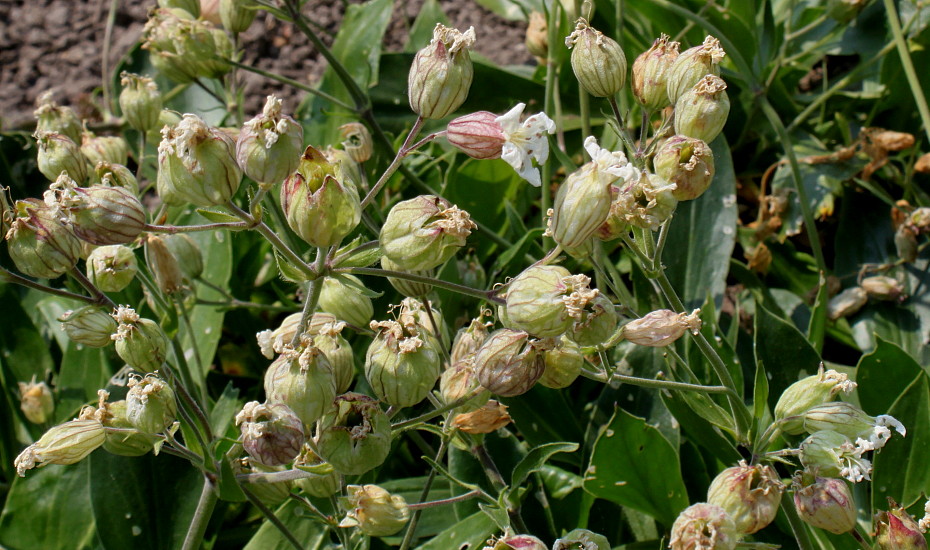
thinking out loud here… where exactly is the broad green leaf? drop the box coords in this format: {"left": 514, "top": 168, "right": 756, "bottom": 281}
{"left": 301, "top": 0, "right": 394, "bottom": 145}
{"left": 56, "top": 343, "right": 111, "bottom": 422}
{"left": 754, "top": 304, "right": 821, "bottom": 409}
{"left": 662, "top": 137, "right": 737, "bottom": 311}
{"left": 510, "top": 442, "right": 579, "bottom": 489}
{"left": 34, "top": 295, "right": 81, "bottom": 351}
{"left": 210, "top": 382, "right": 241, "bottom": 436}
{"left": 856, "top": 337, "right": 924, "bottom": 417}
{"left": 416, "top": 510, "right": 497, "bottom": 550}
{"left": 807, "top": 271, "right": 829, "bottom": 353}
{"left": 404, "top": 0, "right": 449, "bottom": 52}
{"left": 243, "top": 499, "right": 328, "bottom": 550}
{"left": 672, "top": 390, "right": 735, "bottom": 435}
{"left": 0, "top": 285, "right": 55, "bottom": 381}
{"left": 0, "top": 460, "right": 96, "bottom": 549}
{"left": 662, "top": 391, "right": 741, "bottom": 464}
{"left": 583, "top": 407, "right": 689, "bottom": 526}
{"left": 872, "top": 374, "right": 930, "bottom": 509}
{"left": 274, "top": 248, "right": 307, "bottom": 283}
{"left": 90, "top": 452, "right": 202, "bottom": 550}
{"left": 195, "top": 208, "right": 242, "bottom": 224}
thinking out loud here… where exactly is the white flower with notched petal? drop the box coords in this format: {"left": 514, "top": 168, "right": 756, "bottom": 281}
{"left": 496, "top": 103, "right": 556, "bottom": 187}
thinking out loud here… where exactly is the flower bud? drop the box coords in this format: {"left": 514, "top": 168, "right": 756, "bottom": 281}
{"left": 380, "top": 256, "right": 434, "bottom": 297}
{"left": 774, "top": 365, "right": 856, "bottom": 432}
{"left": 219, "top": 0, "right": 257, "bottom": 33}
{"left": 365, "top": 320, "right": 441, "bottom": 407}
{"left": 53, "top": 183, "right": 145, "bottom": 246}
{"left": 440, "top": 356, "right": 491, "bottom": 411}
{"left": 446, "top": 111, "right": 506, "bottom": 159}
{"left": 264, "top": 340, "right": 337, "bottom": 427}
{"left": 35, "top": 131, "right": 88, "bottom": 183}
{"left": 506, "top": 265, "right": 578, "bottom": 337}
{"left": 568, "top": 293, "right": 617, "bottom": 347}
{"left": 60, "top": 306, "right": 118, "bottom": 347}
{"left": 474, "top": 329, "right": 548, "bottom": 397}
{"left": 145, "top": 234, "right": 186, "bottom": 294}
{"left": 800, "top": 430, "right": 873, "bottom": 482}
{"left": 674, "top": 75, "right": 730, "bottom": 144}
{"left": 408, "top": 24, "right": 476, "bottom": 119}
{"left": 237, "top": 95, "right": 303, "bottom": 185}
{"left": 874, "top": 499, "right": 928, "bottom": 550}
{"left": 621, "top": 309, "right": 702, "bottom": 347}
{"left": 163, "top": 233, "right": 203, "bottom": 281}
{"left": 451, "top": 399, "right": 512, "bottom": 434}
{"left": 18, "top": 379, "right": 54, "bottom": 424}
{"left": 111, "top": 306, "right": 170, "bottom": 373}
{"left": 318, "top": 275, "right": 373, "bottom": 328}
{"left": 14, "top": 419, "right": 106, "bottom": 476}
{"left": 96, "top": 398, "right": 162, "bottom": 456}
{"left": 551, "top": 137, "right": 639, "bottom": 252}
{"left": 380, "top": 195, "right": 476, "bottom": 271}
{"left": 235, "top": 401, "right": 305, "bottom": 466}
{"left": 565, "top": 19, "right": 627, "bottom": 98}
{"left": 119, "top": 72, "right": 163, "bottom": 133}
{"left": 95, "top": 161, "right": 139, "bottom": 192}
{"left": 632, "top": 34, "right": 680, "bottom": 110}
{"left": 450, "top": 314, "right": 492, "bottom": 364}
{"left": 896, "top": 225, "right": 919, "bottom": 263}
{"left": 281, "top": 145, "right": 362, "bottom": 247}
{"left": 861, "top": 276, "right": 906, "bottom": 302}
{"left": 669, "top": 502, "right": 739, "bottom": 550}
{"left": 553, "top": 529, "right": 611, "bottom": 550}
{"left": 707, "top": 461, "right": 784, "bottom": 534}
{"left": 793, "top": 475, "right": 857, "bottom": 534}
{"left": 827, "top": 286, "right": 868, "bottom": 320}
{"left": 33, "top": 91, "right": 82, "bottom": 143}
{"left": 339, "top": 123, "right": 373, "bottom": 163}
{"left": 666, "top": 36, "right": 726, "bottom": 104}
{"left": 125, "top": 373, "right": 177, "bottom": 434}
{"left": 605, "top": 171, "right": 679, "bottom": 231}
{"left": 5, "top": 199, "right": 81, "bottom": 279}
{"left": 157, "top": 113, "right": 242, "bottom": 206}
{"left": 488, "top": 534, "right": 548, "bottom": 550}
{"left": 294, "top": 443, "right": 341, "bottom": 498}
{"left": 525, "top": 11, "right": 548, "bottom": 60}
{"left": 318, "top": 393, "right": 391, "bottom": 475}
{"left": 80, "top": 129, "right": 129, "bottom": 167}
{"left": 142, "top": 9, "right": 233, "bottom": 83}
{"left": 540, "top": 338, "right": 584, "bottom": 389}
{"left": 653, "top": 135, "right": 716, "bottom": 201}
{"left": 313, "top": 322, "right": 355, "bottom": 393}
{"left": 340, "top": 484, "right": 410, "bottom": 537}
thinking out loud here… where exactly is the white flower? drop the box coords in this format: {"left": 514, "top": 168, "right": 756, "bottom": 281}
{"left": 854, "top": 414, "right": 906, "bottom": 452}
{"left": 496, "top": 103, "right": 556, "bottom": 187}
{"left": 582, "top": 136, "right": 640, "bottom": 183}
{"left": 918, "top": 500, "right": 930, "bottom": 532}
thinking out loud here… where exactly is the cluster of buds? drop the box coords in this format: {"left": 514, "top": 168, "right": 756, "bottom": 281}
{"left": 142, "top": 8, "right": 232, "bottom": 83}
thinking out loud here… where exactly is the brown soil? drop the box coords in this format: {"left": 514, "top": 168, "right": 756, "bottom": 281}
{"left": 0, "top": 0, "right": 534, "bottom": 131}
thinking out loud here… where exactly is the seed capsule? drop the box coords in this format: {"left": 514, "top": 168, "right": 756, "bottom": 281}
{"left": 565, "top": 18, "right": 627, "bottom": 98}
{"left": 631, "top": 34, "right": 680, "bottom": 110}
{"left": 653, "top": 135, "right": 716, "bottom": 201}
{"left": 339, "top": 484, "right": 410, "bottom": 537}
{"left": 18, "top": 379, "right": 54, "bottom": 425}
{"left": 365, "top": 319, "right": 441, "bottom": 407}
{"left": 13, "top": 419, "right": 106, "bottom": 477}
{"left": 35, "top": 131, "right": 88, "bottom": 184}
{"left": 473, "top": 329, "right": 548, "bottom": 397}
{"left": 60, "top": 306, "right": 118, "bottom": 348}
{"left": 539, "top": 338, "right": 584, "bottom": 389}
{"left": 318, "top": 275, "right": 374, "bottom": 328}
{"left": 235, "top": 401, "right": 305, "bottom": 466}
{"left": 504, "top": 265, "right": 576, "bottom": 338}
{"left": 33, "top": 91, "right": 82, "bottom": 143}
{"left": 236, "top": 95, "right": 303, "bottom": 185}
{"left": 126, "top": 373, "right": 177, "bottom": 434}
{"left": 111, "top": 306, "right": 169, "bottom": 373}
{"left": 119, "top": 72, "right": 163, "bottom": 133}
{"left": 621, "top": 309, "right": 702, "bottom": 347}
{"left": 317, "top": 393, "right": 391, "bottom": 476}
{"left": 707, "top": 461, "right": 784, "bottom": 534}
{"left": 669, "top": 502, "right": 738, "bottom": 550}
{"left": 408, "top": 24, "right": 476, "bottom": 119}
{"left": 793, "top": 475, "right": 857, "bottom": 534}
{"left": 774, "top": 365, "right": 857, "bottom": 433}
{"left": 5, "top": 199, "right": 81, "bottom": 279}
{"left": 827, "top": 286, "right": 868, "bottom": 320}
{"left": 674, "top": 75, "right": 730, "bottom": 144}
{"left": 666, "top": 35, "right": 726, "bottom": 104}
{"left": 264, "top": 340, "right": 337, "bottom": 427}
{"left": 54, "top": 183, "right": 145, "bottom": 246}
{"left": 380, "top": 195, "right": 475, "bottom": 271}
{"left": 874, "top": 499, "right": 928, "bottom": 550}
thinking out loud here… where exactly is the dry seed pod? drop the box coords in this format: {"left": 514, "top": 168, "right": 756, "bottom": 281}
{"left": 707, "top": 461, "right": 784, "bottom": 534}
{"left": 235, "top": 401, "right": 305, "bottom": 467}
{"left": 621, "top": 309, "right": 702, "bottom": 347}
{"left": 631, "top": 34, "right": 680, "bottom": 110}
{"left": 826, "top": 286, "right": 868, "bottom": 320}
{"left": 793, "top": 475, "right": 857, "bottom": 534}
{"left": 473, "top": 329, "right": 547, "bottom": 397}
{"left": 669, "top": 503, "right": 738, "bottom": 550}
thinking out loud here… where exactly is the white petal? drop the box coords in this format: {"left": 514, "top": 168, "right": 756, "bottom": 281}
{"left": 501, "top": 142, "right": 541, "bottom": 186}
{"left": 496, "top": 103, "right": 527, "bottom": 134}
{"left": 877, "top": 414, "right": 907, "bottom": 437}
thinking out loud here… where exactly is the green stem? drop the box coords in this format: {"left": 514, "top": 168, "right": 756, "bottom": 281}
{"left": 407, "top": 489, "right": 482, "bottom": 510}
{"left": 181, "top": 476, "right": 218, "bottom": 550}
{"left": 541, "top": 1, "right": 561, "bottom": 250}
{"left": 225, "top": 202, "right": 318, "bottom": 278}
{"left": 241, "top": 485, "right": 304, "bottom": 550}
{"left": 69, "top": 267, "right": 116, "bottom": 309}
{"left": 329, "top": 494, "right": 352, "bottom": 549}
{"left": 290, "top": 248, "right": 327, "bottom": 347}
{"left": 341, "top": 267, "right": 503, "bottom": 305}
{"left": 781, "top": 491, "right": 816, "bottom": 550}
{"left": 612, "top": 374, "right": 733, "bottom": 394}
{"left": 0, "top": 265, "right": 99, "bottom": 305}
{"left": 174, "top": 294, "right": 208, "bottom": 407}
{"left": 399, "top": 439, "right": 448, "bottom": 550}
{"left": 391, "top": 390, "right": 483, "bottom": 432}
{"left": 217, "top": 56, "right": 356, "bottom": 112}
{"left": 145, "top": 221, "right": 249, "bottom": 234}
{"left": 883, "top": 0, "right": 930, "bottom": 143}
{"left": 360, "top": 116, "right": 425, "bottom": 210}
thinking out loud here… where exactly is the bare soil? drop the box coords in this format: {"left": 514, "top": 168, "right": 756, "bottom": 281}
{"left": 0, "top": 0, "right": 534, "bottom": 130}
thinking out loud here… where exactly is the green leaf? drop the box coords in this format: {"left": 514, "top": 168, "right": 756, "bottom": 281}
{"left": 210, "top": 382, "right": 241, "bottom": 436}
{"left": 415, "top": 510, "right": 497, "bottom": 550}
{"left": 404, "top": 0, "right": 449, "bottom": 52}
{"left": 510, "top": 442, "right": 579, "bottom": 489}
{"left": 332, "top": 240, "right": 382, "bottom": 269}
{"left": 872, "top": 374, "right": 930, "bottom": 509}
{"left": 331, "top": 272, "right": 383, "bottom": 299}
{"left": 752, "top": 359, "right": 771, "bottom": 443}
{"left": 195, "top": 208, "right": 242, "bottom": 223}
{"left": 754, "top": 303, "right": 821, "bottom": 409}
{"left": 0, "top": 460, "right": 97, "bottom": 549}
{"left": 583, "top": 407, "right": 689, "bottom": 526}
{"left": 56, "top": 343, "right": 111, "bottom": 422}
{"left": 244, "top": 499, "right": 328, "bottom": 550}
{"left": 274, "top": 248, "right": 308, "bottom": 283}
{"left": 857, "top": 337, "right": 924, "bottom": 417}
{"left": 672, "top": 390, "right": 735, "bottom": 434}
{"left": 89, "top": 452, "right": 202, "bottom": 550}
{"left": 662, "top": 137, "right": 738, "bottom": 311}
{"left": 662, "top": 391, "right": 741, "bottom": 464}
{"left": 807, "top": 271, "right": 829, "bottom": 353}
{"left": 0, "top": 284, "right": 55, "bottom": 381}
{"left": 537, "top": 464, "right": 583, "bottom": 499}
